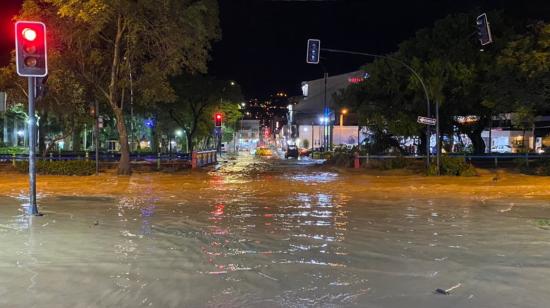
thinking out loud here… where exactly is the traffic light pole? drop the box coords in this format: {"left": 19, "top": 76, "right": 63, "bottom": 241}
{"left": 323, "top": 72, "right": 328, "bottom": 151}
{"left": 28, "top": 77, "right": 40, "bottom": 215}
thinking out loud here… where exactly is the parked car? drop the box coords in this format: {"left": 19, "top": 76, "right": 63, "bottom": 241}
{"left": 491, "top": 145, "right": 513, "bottom": 153}
{"left": 255, "top": 147, "right": 272, "bottom": 156}
{"left": 285, "top": 145, "right": 299, "bottom": 159}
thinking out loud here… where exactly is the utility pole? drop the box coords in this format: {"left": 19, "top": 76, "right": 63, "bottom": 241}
{"left": 94, "top": 100, "right": 99, "bottom": 175}
{"left": 129, "top": 60, "right": 135, "bottom": 152}
{"left": 435, "top": 100, "right": 440, "bottom": 175}
{"left": 323, "top": 72, "right": 328, "bottom": 151}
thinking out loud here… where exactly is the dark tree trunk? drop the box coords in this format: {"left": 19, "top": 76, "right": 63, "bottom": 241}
{"left": 417, "top": 131, "right": 428, "bottom": 155}
{"left": 466, "top": 130, "right": 485, "bottom": 154}
{"left": 187, "top": 131, "right": 194, "bottom": 153}
{"left": 114, "top": 107, "right": 131, "bottom": 175}
{"left": 72, "top": 125, "right": 82, "bottom": 152}
{"left": 108, "top": 15, "right": 131, "bottom": 175}
{"left": 152, "top": 122, "right": 160, "bottom": 153}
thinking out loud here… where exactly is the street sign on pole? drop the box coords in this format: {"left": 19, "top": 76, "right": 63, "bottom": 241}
{"left": 417, "top": 116, "right": 436, "bottom": 126}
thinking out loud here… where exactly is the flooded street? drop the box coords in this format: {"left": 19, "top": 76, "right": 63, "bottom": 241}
{"left": 1, "top": 154, "right": 550, "bottom": 307}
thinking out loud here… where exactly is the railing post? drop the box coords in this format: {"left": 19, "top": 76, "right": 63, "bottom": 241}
{"left": 354, "top": 151, "right": 360, "bottom": 169}
{"left": 157, "top": 152, "right": 161, "bottom": 170}
{"left": 494, "top": 156, "right": 498, "bottom": 169}
{"left": 366, "top": 153, "right": 369, "bottom": 165}
{"left": 191, "top": 151, "right": 197, "bottom": 169}
{"left": 12, "top": 153, "right": 16, "bottom": 167}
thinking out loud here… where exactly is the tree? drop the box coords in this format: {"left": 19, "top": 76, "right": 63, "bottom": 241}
{"left": 1, "top": 0, "right": 90, "bottom": 156}
{"left": 165, "top": 75, "right": 242, "bottom": 152}
{"left": 336, "top": 11, "right": 527, "bottom": 154}
{"left": 43, "top": 0, "right": 220, "bottom": 174}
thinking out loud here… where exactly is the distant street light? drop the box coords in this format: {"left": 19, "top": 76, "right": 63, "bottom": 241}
{"left": 175, "top": 129, "right": 183, "bottom": 137}
{"left": 340, "top": 109, "right": 348, "bottom": 127}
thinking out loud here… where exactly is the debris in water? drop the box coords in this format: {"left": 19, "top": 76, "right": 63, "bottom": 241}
{"left": 258, "top": 272, "right": 278, "bottom": 281}
{"left": 434, "top": 283, "right": 462, "bottom": 295}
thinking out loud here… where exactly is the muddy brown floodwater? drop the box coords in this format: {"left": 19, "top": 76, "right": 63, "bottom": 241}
{"left": 1, "top": 154, "right": 550, "bottom": 307}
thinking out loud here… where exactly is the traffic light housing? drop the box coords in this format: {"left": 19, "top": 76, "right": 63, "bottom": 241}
{"left": 15, "top": 21, "right": 48, "bottom": 77}
{"left": 476, "top": 13, "right": 493, "bottom": 46}
{"left": 215, "top": 113, "right": 223, "bottom": 127}
{"left": 306, "top": 39, "right": 320, "bottom": 64}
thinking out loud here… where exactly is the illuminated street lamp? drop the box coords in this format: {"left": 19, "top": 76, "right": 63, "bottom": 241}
{"left": 340, "top": 109, "right": 348, "bottom": 127}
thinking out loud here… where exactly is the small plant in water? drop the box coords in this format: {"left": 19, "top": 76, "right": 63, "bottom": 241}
{"left": 535, "top": 219, "right": 550, "bottom": 230}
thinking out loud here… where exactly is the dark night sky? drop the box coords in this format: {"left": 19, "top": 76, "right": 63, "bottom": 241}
{"left": 1, "top": 0, "right": 549, "bottom": 99}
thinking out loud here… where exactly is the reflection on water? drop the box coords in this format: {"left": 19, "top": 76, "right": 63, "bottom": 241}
{"left": 1, "top": 157, "right": 550, "bottom": 307}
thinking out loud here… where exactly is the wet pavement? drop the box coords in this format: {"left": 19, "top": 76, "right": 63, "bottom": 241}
{"left": 1, "top": 154, "right": 550, "bottom": 307}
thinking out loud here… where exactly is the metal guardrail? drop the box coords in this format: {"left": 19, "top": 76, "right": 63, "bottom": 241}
{"left": 0, "top": 152, "right": 193, "bottom": 162}
{"left": 193, "top": 150, "right": 218, "bottom": 168}
{"left": 355, "top": 153, "right": 548, "bottom": 168}
{"left": 0, "top": 150, "right": 222, "bottom": 170}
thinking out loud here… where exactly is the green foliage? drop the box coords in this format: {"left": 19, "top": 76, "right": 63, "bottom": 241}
{"left": 15, "top": 160, "right": 96, "bottom": 176}
{"left": 369, "top": 156, "right": 411, "bottom": 170}
{"left": 0, "top": 147, "right": 27, "bottom": 155}
{"left": 302, "top": 139, "right": 309, "bottom": 149}
{"left": 518, "top": 159, "right": 550, "bottom": 176}
{"left": 325, "top": 151, "right": 351, "bottom": 167}
{"left": 335, "top": 12, "right": 544, "bottom": 155}
{"left": 16, "top": 0, "right": 221, "bottom": 173}
{"left": 535, "top": 219, "right": 550, "bottom": 230}
{"left": 164, "top": 75, "right": 243, "bottom": 151}
{"left": 427, "top": 156, "right": 477, "bottom": 176}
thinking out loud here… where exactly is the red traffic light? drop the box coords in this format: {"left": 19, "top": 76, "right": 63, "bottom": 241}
{"left": 22, "top": 28, "right": 37, "bottom": 41}
{"left": 15, "top": 21, "right": 47, "bottom": 77}
{"left": 214, "top": 113, "right": 223, "bottom": 127}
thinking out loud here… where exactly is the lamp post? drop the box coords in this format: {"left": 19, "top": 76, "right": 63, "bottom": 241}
{"left": 340, "top": 108, "right": 348, "bottom": 127}
{"left": 338, "top": 109, "right": 348, "bottom": 146}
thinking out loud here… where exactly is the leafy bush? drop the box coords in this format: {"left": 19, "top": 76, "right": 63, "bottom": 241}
{"left": 366, "top": 156, "right": 411, "bottom": 170}
{"left": 518, "top": 158, "right": 550, "bottom": 175}
{"left": 427, "top": 156, "right": 477, "bottom": 176}
{"left": 535, "top": 219, "right": 550, "bottom": 230}
{"left": 0, "top": 147, "right": 28, "bottom": 155}
{"left": 325, "top": 152, "right": 351, "bottom": 167}
{"left": 15, "top": 160, "right": 96, "bottom": 175}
